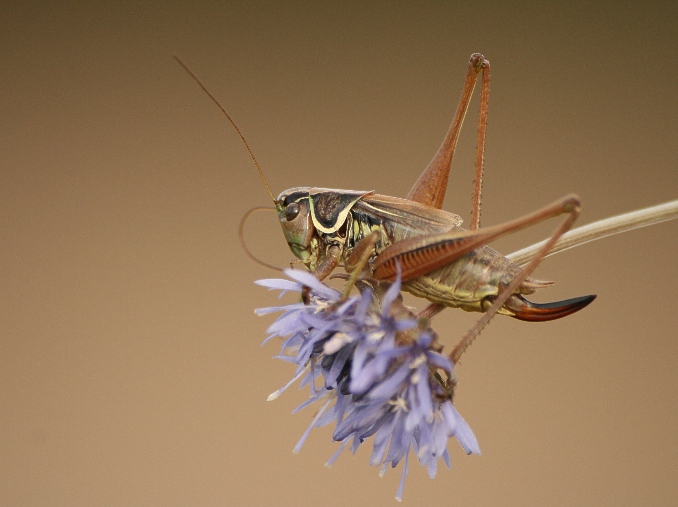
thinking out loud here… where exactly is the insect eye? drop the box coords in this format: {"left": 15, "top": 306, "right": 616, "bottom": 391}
{"left": 285, "top": 202, "right": 300, "bottom": 221}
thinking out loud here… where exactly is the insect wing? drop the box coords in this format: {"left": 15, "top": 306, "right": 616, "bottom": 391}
{"left": 359, "top": 194, "right": 463, "bottom": 235}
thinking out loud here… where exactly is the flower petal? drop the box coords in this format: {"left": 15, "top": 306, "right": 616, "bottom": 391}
{"left": 283, "top": 268, "right": 341, "bottom": 299}
{"left": 255, "top": 278, "right": 302, "bottom": 292}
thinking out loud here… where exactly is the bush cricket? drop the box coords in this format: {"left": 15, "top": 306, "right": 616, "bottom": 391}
{"left": 176, "top": 53, "right": 596, "bottom": 364}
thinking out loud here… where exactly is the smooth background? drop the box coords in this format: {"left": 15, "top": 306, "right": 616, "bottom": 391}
{"left": 2, "top": 2, "right": 677, "bottom": 505}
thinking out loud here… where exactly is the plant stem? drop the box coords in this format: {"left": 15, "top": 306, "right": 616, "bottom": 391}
{"left": 508, "top": 199, "right": 678, "bottom": 266}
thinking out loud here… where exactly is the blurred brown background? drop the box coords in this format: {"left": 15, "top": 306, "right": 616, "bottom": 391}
{"left": 1, "top": 1, "right": 677, "bottom": 505}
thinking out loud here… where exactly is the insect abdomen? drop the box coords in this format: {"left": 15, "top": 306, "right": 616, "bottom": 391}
{"left": 404, "top": 245, "right": 523, "bottom": 313}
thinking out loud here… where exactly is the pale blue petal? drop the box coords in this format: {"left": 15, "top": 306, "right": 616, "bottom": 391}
{"left": 325, "top": 439, "right": 350, "bottom": 467}
{"left": 366, "top": 364, "right": 410, "bottom": 401}
{"left": 381, "top": 276, "right": 402, "bottom": 316}
{"left": 395, "top": 448, "right": 409, "bottom": 502}
{"left": 255, "top": 302, "right": 306, "bottom": 315}
{"left": 255, "top": 278, "right": 302, "bottom": 292}
{"left": 441, "top": 448, "right": 451, "bottom": 469}
{"left": 283, "top": 268, "right": 340, "bottom": 299}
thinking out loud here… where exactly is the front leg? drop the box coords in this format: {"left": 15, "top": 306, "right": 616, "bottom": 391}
{"left": 301, "top": 244, "right": 342, "bottom": 304}
{"left": 312, "top": 244, "right": 342, "bottom": 282}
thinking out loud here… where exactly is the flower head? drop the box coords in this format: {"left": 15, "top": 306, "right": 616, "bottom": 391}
{"left": 255, "top": 269, "right": 479, "bottom": 501}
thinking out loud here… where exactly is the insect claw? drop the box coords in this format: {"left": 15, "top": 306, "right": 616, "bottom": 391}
{"left": 504, "top": 294, "right": 597, "bottom": 322}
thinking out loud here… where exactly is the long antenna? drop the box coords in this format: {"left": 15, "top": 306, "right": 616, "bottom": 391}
{"left": 239, "top": 207, "right": 284, "bottom": 272}
{"left": 173, "top": 55, "right": 278, "bottom": 205}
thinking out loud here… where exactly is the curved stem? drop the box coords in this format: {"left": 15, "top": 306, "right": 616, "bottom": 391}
{"left": 507, "top": 199, "right": 678, "bottom": 266}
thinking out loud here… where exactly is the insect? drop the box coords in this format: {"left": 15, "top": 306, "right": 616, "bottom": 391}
{"left": 176, "top": 53, "right": 595, "bottom": 362}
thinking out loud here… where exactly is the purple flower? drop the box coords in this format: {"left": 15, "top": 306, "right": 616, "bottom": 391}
{"left": 256, "top": 269, "right": 479, "bottom": 501}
